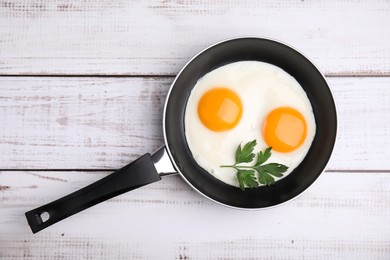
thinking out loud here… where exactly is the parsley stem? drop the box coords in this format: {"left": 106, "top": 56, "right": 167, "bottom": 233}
{"left": 220, "top": 165, "right": 254, "bottom": 169}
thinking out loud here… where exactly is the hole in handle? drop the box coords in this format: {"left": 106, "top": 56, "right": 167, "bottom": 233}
{"left": 40, "top": 212, "right": 50, "bottom": 223}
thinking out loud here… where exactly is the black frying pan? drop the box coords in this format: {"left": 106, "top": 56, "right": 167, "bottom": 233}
{"left": 25, "top": 37, "right": 337, "bottom": 233}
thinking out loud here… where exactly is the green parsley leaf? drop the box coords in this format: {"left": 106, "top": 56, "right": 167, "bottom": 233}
{"left": 255, "top": 147, "right": 272, "bottom": 166}
{"left": 236, "top": 169, "right": 258, "bottom": 190}
{"left": 235, "top": 140, "right": 257, "bottom": 164}
{"left": 258, "top": 163, "right": 288, "bottom": 177}
{"left": 256, "top": 168, "right": 276, "bottom": 186}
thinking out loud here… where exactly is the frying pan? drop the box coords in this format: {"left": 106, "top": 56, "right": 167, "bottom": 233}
{"left": 25, "top": 37, "right": 337, "bottom": 234}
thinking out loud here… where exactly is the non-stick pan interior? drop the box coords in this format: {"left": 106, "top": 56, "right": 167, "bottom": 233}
{"left": 164, "top": 37, "right": 337, "bottom": 209}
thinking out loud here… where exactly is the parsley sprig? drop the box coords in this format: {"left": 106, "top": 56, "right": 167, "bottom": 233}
{"left": 221, "top": 140, "right": 288, "bottom": 190}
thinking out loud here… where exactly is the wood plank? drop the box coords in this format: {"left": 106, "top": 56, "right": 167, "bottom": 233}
{"left": 0, "top": 171, "right": 389, "bottom": 259}
{"left": 0, "top": 77, "right": 170, "bottom": 169}
{"left": 0, "top": 0, "right": 389, "bottom": 75}
{"left": 0, "top": 76, "right": 390, "bottom": 170}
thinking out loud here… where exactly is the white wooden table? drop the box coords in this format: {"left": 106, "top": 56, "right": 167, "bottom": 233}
{"left": 1, "top": 1, "right": 389, "bottom": 259}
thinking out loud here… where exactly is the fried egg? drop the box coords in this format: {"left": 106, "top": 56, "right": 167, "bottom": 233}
{"left": 184, "top": 61, "right": 316, "bottom": 187}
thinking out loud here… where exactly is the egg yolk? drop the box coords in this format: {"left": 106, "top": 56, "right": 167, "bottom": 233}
{"left": 263, "top": 107, "right": 307, "bottom": 153}
{"left": 198, "top": 88, "right": 242, "bottom": 131}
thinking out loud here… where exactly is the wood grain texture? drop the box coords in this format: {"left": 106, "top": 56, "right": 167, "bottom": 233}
{"left": 0, "top": 0, "right": 389, "bottom": 76}
{"left": 0, "top": 76, "right": 389, "bottom": 170}
{"left": 0, "top": 77, "right": 169, "bottom": 169}
{"left": 0, "top": 171, "right": 389, "bottom": 259}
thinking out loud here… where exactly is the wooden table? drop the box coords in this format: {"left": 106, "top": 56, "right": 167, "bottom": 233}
{"left": 1, "top": 1, "right": 389, "bottom": 259}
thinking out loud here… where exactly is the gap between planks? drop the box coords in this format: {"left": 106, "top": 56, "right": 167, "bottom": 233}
{"left": 0, "top": 73, "right": 390, "bottom": 78}
{"left": 2, "top": 169, "right": 390, "bottom": 173}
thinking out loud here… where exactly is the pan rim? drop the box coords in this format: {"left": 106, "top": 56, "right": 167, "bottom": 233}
{"left": 162, "top": 36, "right": 338, "bottom": 210}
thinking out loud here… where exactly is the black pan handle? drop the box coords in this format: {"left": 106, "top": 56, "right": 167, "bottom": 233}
{"left": 25, "top": 153, "right": 161, "bottom": 234}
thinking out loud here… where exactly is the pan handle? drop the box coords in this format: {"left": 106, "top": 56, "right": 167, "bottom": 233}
{"left": 25, "top": 152, "right": 165, "bottom": 234}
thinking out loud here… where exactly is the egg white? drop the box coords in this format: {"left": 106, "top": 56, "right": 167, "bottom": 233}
{"left": 184, "top": 61, "right": 316, "bottom": 187}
